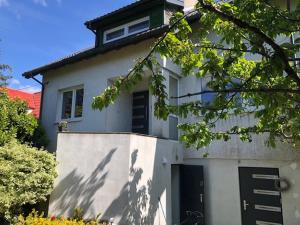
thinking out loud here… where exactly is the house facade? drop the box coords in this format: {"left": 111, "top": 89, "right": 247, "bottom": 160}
{"left": 23, "top": 0, "right": 300, "bottom": 225}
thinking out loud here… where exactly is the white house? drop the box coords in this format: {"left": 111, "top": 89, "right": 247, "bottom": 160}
{"left": 23, "top": 0, "right": 300, "bottom": 225}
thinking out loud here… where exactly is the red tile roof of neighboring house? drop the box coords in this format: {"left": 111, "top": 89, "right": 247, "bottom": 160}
{"left": 4, "top": 87, "right": 41, "bottom": 119}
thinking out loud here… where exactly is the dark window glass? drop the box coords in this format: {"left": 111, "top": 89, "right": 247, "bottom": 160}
{"left": 202, "top": 91, "right": 217, "bottom": 106}
{"left": 128, "top": 20, "right": 149, "bottom": 34}
{"left": 202, "top": 79, "right": 242, "bottom": 106}
{"left": 61, "top": 91, "right": 73, "bottom": 119}
{"left": 75, "top": 89, "right": 84, "bottom": 118}
{"left": 169, "top": 116, "right": 179, "bottom": 140}
{"left": 169, "top": 76, "right": 179, "bottom": 140}
{"left": 169, "top": 76, "right": 178, "bottom": 106}
{"left": 106, "top": 28, "right": 125, "bottom": 41}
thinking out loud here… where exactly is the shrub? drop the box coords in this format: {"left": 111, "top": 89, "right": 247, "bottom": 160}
{"left": 0, "top": 91, "right": 49, "bottom": 148}
{"left": 17, "top": 211, "right": 107, "bottom": 225}
{"left": 26, "top": 124, "right": 50, "bottom": 149}
{"left": 0, "top": 92, "right": 37, "bottom": 146}
{"left": 0, "top": 140, "right": 57, "bottom": 222}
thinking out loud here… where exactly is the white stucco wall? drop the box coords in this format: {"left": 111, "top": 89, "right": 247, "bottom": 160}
{"left": 182, "top": 113, "right": 300, "bottom": 225}
{"left": 41, "top": 40, "right": 171, "bottom": 151}
{"left": 50, "top": 133, "right": 183, "bottom": 225}
{"left": 42, "top": 1, "right": 300, "bottom": 224}
{"left": 183, "top": 158, "right": 300, "bottom": 225}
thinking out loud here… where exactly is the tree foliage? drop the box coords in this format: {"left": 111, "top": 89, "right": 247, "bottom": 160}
{"left": 0, "top": 91, "right": 38, "bottom": 146}
{"left": 92, "top": 0, "right": 300, "bottom": 149}
{"left": 0, "top": 140, "right": 57, "bottom": 222}
{"left": 0, "top": 63, "right": 11, "bottom": 87}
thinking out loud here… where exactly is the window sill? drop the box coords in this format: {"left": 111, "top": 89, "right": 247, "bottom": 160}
{"left": 54, "top": 117, "right": 83, "bottom": 125}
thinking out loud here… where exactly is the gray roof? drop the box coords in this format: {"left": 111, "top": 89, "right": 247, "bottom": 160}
{"left": 23, "top": 9, "right": 200, "bottom": 78}
{"left": 23, "top": 25, "right": 168, "bottom": 78}
{"left": 85, "top": 0, "right": 183, "bottom": 30}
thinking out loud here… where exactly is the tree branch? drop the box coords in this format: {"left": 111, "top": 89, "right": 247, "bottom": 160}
{"left": 173, "top": 88, "right": 300, "bottom": 99}
{"left": 194, "top": 44, "right": 270, "bottom": 58}
{"left": 262, "top": 0, "right": 300, "bottom": 22}
{"left": 198, "top": 0, "right": 300, "bottom": 88}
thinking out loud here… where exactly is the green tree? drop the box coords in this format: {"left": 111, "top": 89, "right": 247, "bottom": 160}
{"left": 0, "top": 63, "right": 11, "bottom": 86}
{"left": 0, "top": 50, "right": 55, "bottom": 223}
{"left": 0, "top": 140, "right": 57, "bottom": 223}
{"left": 92, "top": 0, "right": 300, "bottom": 149}
{"left": 0, "top": 63, "right": 49, "bottom": 148}
{"left": 0, "top": 92, "right": 38, "bottom": 147}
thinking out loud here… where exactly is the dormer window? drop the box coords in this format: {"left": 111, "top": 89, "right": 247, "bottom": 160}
{"left": 103, "top": 17, "right": 150, "bottom": 44}
{"left": 106, "top": 28, "right": 125, "bottom": 42}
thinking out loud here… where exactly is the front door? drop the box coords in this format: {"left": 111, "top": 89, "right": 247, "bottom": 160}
{"left": 180, "top": 165, "right": 205, "bottom": 225}
{"left": 132, "top": 91, "right": 149, "bottom": 134}
{"left": 239, "top": 167, "right": 284, "bottom": 225}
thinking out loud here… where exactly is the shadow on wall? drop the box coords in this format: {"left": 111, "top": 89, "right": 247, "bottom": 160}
{"left": 102, "top": 149, "right": 167, "bottom": 225}
{"left": 49, "top": 148, "right": 117, "bottom": 216}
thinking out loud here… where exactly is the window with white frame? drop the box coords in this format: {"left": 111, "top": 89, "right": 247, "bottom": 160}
{"left": 169, "top": 76, "right": 179, "bottom": 140}
{"left": 61, "top": 87, "right": 84, "bottom": 120}
{"left": 103, "top": 17, "right": 150, "bottom": 43}
{"left": 201, "top": 77, "right": 242, "bottom": 106}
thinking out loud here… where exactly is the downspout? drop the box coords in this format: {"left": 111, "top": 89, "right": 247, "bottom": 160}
{"left": 31, "top": 76, "right": 45, "bottom": 121}
{"left": 85, "top": 22, "right": 97, "bottom": 35}
{"left": 85, "top": 22, "right": 98, "bottom": 47}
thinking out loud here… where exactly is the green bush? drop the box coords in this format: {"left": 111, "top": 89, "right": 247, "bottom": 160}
{"left": 0, "top": 140, "right": 57, "bottom": 222}
{"left": 26, "top": 124, "right": 50, "bottom": 149}
{"left": 0, "top": 91, "right": 49, "bottom": 148}
{"left": 0, "top": 92, "right": 37, "bottom": 146}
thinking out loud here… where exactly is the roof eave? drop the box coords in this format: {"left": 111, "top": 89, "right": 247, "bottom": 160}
{"left": 23, "top": 25, "right": 169, "bottom": 78}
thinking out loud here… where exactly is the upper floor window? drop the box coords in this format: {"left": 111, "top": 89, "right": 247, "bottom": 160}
{"left": 104, "top": 17, "right": 150, "bottom": 44}
{"left": 201, "top": 78, "right": 242, "bottom": 106}
{"left": 105, "top": 28, "right": 125, "bottom": 42}
{"left": 61, "top": 87, "right": 84, "bottom": 120}
{"left": 169, "top": 75, "right": 179, "bottom": 140}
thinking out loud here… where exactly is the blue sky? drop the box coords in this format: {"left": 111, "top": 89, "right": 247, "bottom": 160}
{"left": 0, "top": 0, "right": 134, "bottom": 93}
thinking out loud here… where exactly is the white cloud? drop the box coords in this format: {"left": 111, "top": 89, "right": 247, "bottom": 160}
{"left": 0, "top": 0, "right": 9, "bottom": 7}
{"left": 33, "top": 0, "right": 47, "bottom": 7}
{"left": 8, "top": 78, "right": 41, "bottom": 93}
{"left": 20, "top": 85, "right": 41, "bottom": 93}
{"left": 9, "top": 78, "right": 21, "bottom": 86}
{"left": 33, "top": 0, "right": 62, "bottom": 7}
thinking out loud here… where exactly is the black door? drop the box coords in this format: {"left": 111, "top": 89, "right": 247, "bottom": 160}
{"left": 132, "top": 91, "right": 149, "bottom": 134}
{"left": 239, "top": 167, "right": 284, "bottom": 225}
{"left": 180, "top": 165, "right": 205, "bottom": 225}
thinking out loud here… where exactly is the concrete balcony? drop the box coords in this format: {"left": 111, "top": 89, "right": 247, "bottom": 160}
{"left": 49, "top": 132, "right": 182, "bottom": 224}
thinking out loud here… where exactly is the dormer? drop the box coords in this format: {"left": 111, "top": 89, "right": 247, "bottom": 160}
{"left": 85, "top": 0, "right": 184, "bottom": 47}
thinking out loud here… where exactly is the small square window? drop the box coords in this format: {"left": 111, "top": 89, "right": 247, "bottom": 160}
{"left": 106, "top": 28, "right": 125, "bottom": 41}
{"left": 128, "top": 20, "right": 149, "bottom": 34}
{"left": 201, "top": 78, "right": 242, "bottom": 106}
{"left": 169, "top": 76, "right": 179, "bottom": 140}
{"left": 61, "top": 91, "right": 73, "bottom": 119}
{"left": 61, "top": 87, "right": 84, "bottom": 120}
{"left": 169, "top": 76, "right": 179, "bottom": 106}
{"left": 202, "top": 91, "right": 217, "bottom": 106}
{"left": 103, "top": 17, "right": 150, "bottom": 44}
{"left": 169, "top": 116, "right": 179, "bottom": 140}
{"left": 75, "top": 89, "right": 84, "bottom": 118}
